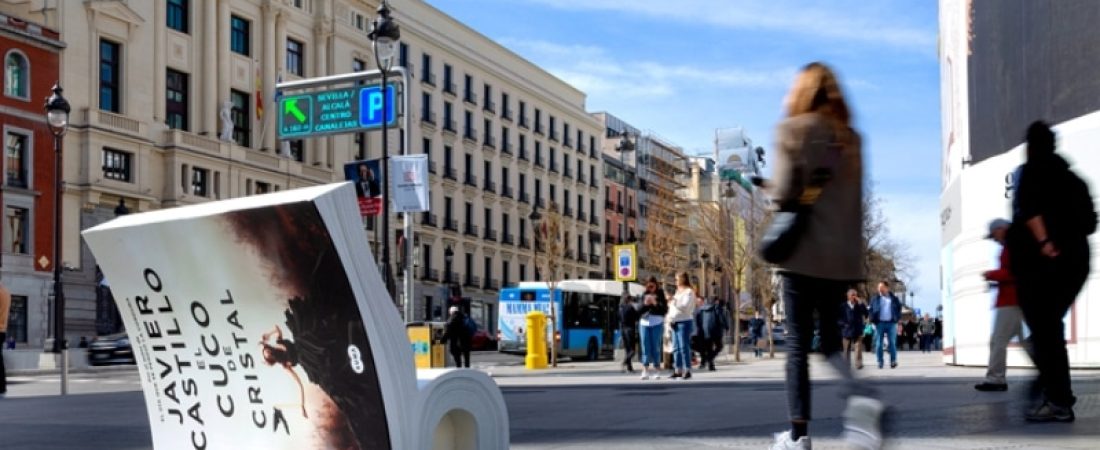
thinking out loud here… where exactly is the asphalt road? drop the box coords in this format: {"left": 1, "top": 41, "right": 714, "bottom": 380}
{"left": 2, "top": 352, "right": 1099, "bottom": 449}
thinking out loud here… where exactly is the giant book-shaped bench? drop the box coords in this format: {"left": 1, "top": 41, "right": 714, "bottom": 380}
{"left": 82, "top": 183, "right": 509, "bottom": 450}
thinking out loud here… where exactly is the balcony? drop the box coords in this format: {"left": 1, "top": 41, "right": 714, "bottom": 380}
{"left": 464, "top": 223, "right": 479, "bottom": 237}
{"left": 563, "top": 168, "right": 572, "bottom": 179}
{"left": 536, "top": 198, "right": 546, "bottom": 208}
{"left": 564, "top": 249, "right": 574, "bottom": 259}
{"left": 549, "top": 163, "right": 558, "bottom": 173}
{"left": 589, "top": 254, "right": 600, "bottom": 265}
{"left": 563, "top": 206, "right": 573, "bottom": 217}
{"left": 501, "top": 186, "right": 513, "bottom": 199}
{"left": 519, "top": 117, "right": 529, "bottom": 129}
{"left": 628, "top": 209, "right": 637, "bottom": 218}
{"left": 616, "top": 204, "right": 624, "bottom": 214}
{"left": 518, "top": 149, "right": 529, "bottom": 161}
{"left": 444, "top": 219, "right": 459, "bottom": 232}
{"left": 445, "top": 271, "right": 460, "bottom": 284}
{"left": 464, "top": 275, "right": 480, "bottom": 288}
{"left": 483, "top": 180, "right": 496, "bottom": 194}
{"left": 534, "top": 124, "right": 544, "bottom": 135}
{"left": 421, "top": 72, "right": 436, "bottom": 87}
{"left": 443, "top": 166, "right": 457, "bottom": 181}
{"left": 463, "top": 92, "right": 478, "bottom": 106}
{"left": 421, "top": 213, "right": 438, "bottom": 227}
{"left": 484, "top": 101, "right": 496, "bottom": 114}
{"left": 502, "top": 108, "right": 513, "bottom": 121}
{"left": 444, "top": 82, "right": 457, "bottom": 96}
{"left": 422, "top": 268, "right": 439, "bottom": 282}
{"left": 578, "top": 142, "right": 586, "bottom": 153}
{"left": 420, "top": 112, "right": 437, "bottom": 126}
{"left": 520, "top": 237, "right": 530, "bottom": 249}
{"left": 464, "top": 174, "right": 478, "bottom": 187}
{"left": 577, "top": 172, "right": 585, "bottom": 184}
{"left": 483, "top": 229, "right": 497, "bottom": 242}
{"left": 577, "top": 251, "right": 587, "bottom": 263}
{"left": 549, "top": 131, "right": 559, "bottom": 142}
{"left": 463, "top": 129, "right": 478, "bottom": 143}
{"left": 590, "top": 215, "right": 598, "bottom": 226}
{"left": 442, "top": 120, "right": 457, "bottom": 134}
{"left": 519, "top": 192, "right": 530, "bottom": 204}
{"left": 605, "top": 200, "right": 614, "bottom": 210}
{"left": 577, "top": 211, "right": 586, "bottom": 222}
{"left": 502, "top": 233, "right": 515, "bottom": 245}
{"left": 501, "top": 142, "right": 513, "bottom": 156}
{"left": 482, "top": 137, "right": 496, "bottom": 150}
{"left": 534, "top": 157, "right": 544, "bottom": 168}
{"left": 590, "top": 178, "right": 598, "bottom": 188}
{"left": 483, "top": 279, "right": 500, "bottom": 291}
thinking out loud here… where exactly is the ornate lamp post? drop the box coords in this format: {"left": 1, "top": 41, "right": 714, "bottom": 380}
{"left": 45, "top": 83, "right": 70, "bottom": 395}
{"left": 369, "top": 0, "right": 401, "bottom": 302}
{"left": 615, "top": 131, "right": 635, "bottom": 301}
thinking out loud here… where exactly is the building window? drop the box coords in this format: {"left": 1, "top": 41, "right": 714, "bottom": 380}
{"left": 443, "top": 64, "right": 454, "bottom": 93}
{"left": 231, "top": 15, "right": 250, "bottom": 56}
{"left": 230, "top": 90, "right": 250, "bottom": 147}
{"left": 399, "top": 43, "right": 408, "bottom": 68}
{"left": 288, "top": 140, "right": 304, "bottom": 162}
{"left": 5, "top": 131, "right": 28, "bottom": 188}
{"left": 255, "top": 181, "right": 271, "bottom": 194}
{"left": 99, "top": 39, "right": 121, "bottom": 113}
{"left": 192, "top": 167, "right": 209, "bottom": 197}
{"left": 102, "top": 148, "right": 132, "bottom": 182}
{"left": 353, "top": 58, "right": 366, "bottom": 73}
{"left": 166, "top": 69, "right": 189, "bottom": 131}
{"left": 6, "top": 295, "right": 26, "bottom": 343}
{"left": 167, "top": 0, "right": 189, "bottom": 33}
{"left": 421, "top": 52, "right": 433, "bottom": 83}
{"left": 287, "top": 38, "right": 305, "bottom": 76}
{"left": 5, "top": 206, "right": 28, "bottom": 254}
{"left": 464, "top": 74, "right": 474, "bottom": 103}
{"left": 4, "top": 51, "right": 28, "bottom": 99}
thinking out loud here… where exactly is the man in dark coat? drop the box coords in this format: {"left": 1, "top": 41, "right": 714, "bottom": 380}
{"left": 694, "top": 296, "right": 729, "bottom": 371}
{"left": 619, "top": 293, "right": 641, "bottom": 373}
{"left": 839, "top": 289, "right": 868, "bottom": 369}
{"left": 1009, "top": 121, "right": 1095, "bottom": 422}
{"left": 442, "top": 306, "right": 472, "bottom": 368}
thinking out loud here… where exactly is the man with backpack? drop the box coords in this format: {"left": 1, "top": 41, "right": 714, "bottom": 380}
{"left": 1009, "top": 121, "right": 1096, "bottom": 422}
{"left": 442, "top": 306, "right": 473, "bottom": 368}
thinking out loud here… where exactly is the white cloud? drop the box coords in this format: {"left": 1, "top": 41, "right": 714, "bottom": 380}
{"left": 517, "top": 0, "right": 936, "bottom": 54}
{"left": 500, "top": 38, "right": 795, "bottom": 99}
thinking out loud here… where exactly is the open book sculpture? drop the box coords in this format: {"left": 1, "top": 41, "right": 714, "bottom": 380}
{"left": 82, "top": 183, "right": 509, "bottom": 450}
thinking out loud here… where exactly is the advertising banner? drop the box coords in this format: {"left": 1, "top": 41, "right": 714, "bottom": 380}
{"left": 344, "top": 159, "right": 383, "bottom": 216}
{"left": 390, "top": 155, "right": 430, "bottom": 213}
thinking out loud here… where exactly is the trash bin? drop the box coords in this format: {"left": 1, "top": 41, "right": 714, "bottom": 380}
{"left": 407, "top": 321, "right": 449, "bottom": 368}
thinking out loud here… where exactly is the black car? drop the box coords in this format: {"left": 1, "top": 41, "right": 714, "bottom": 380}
{"left": 87, "top": 333, "right": 135, "bottom": 366}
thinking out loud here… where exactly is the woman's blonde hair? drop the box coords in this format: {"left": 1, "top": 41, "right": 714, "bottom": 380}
{"left": 676, "top": 272, "right": 692, "bottom": 288}
{"left": 785, "top": 62, "right": 852, "bottom": 141}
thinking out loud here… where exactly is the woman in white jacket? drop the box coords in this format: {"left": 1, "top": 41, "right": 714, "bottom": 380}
{"left": 668, "top": 272, "right": 697, "bottom": 379}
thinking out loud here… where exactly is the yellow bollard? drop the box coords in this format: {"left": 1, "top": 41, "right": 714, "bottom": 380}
{"left": 525, "top": 310, "right": 548, "bottom": 369}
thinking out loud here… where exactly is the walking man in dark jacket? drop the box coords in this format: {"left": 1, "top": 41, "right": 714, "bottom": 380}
{"left": 868, "top": 281, "right": 902, "bottom": 369}
{"left": 442, "top": 306, "right": 473, "bottom": 368}
{"left": 840, "top": 289, "right": 868, "bottom": 369}
{"left": 1009, "top": 122, "right": 1095, "bottom": 422}
{"left": 619, "top": 294, "right": 641, "bottom": 373}
{"left": 694, "top": 297, "right": 729, "bottom": 371}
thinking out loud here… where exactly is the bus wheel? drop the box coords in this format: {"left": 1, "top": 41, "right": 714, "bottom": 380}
{"left": 586, "top": 338, "right": 599, "bottom": 361}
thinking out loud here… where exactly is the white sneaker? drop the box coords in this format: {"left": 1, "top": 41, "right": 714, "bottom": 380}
{"left": 640, "top": 369, "right": 650, "bottom": 381}
{"left": 770, "top": 431, "right": 811, "bottom": 450}
{"left": 843, "top": 395, "right": 885, "bottom": 450}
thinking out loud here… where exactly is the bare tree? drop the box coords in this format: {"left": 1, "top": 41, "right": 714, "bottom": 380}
{"left": 533, "top": 201, "right": 564, "bottom": 367}
{"left": 860, "top": 189, "right": 914, "bottom": 298}
{"left": 641, "top": 187, "right": 687, "bottom": 286}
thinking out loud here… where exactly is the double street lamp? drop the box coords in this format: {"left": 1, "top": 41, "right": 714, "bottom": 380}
{"left": 45, "top": 83, "right": 70, "bottom": 395}
{"left": 369, "top": 0, "right": 401, "bottom": 302}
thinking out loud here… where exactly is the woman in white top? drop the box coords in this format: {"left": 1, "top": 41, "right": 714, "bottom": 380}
{"left": 668, "top": 272, "right": 697, "bottom": 379}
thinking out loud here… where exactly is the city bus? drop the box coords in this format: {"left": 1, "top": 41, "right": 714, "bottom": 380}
{"left": 497, "top": 279, "right": 645, "bottom": 360}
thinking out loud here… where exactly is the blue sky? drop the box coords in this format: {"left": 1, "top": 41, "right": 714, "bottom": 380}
{"left": 428, "top": 0, "right": 943, "bottom": 313}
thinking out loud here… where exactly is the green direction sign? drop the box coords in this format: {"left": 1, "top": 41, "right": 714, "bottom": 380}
{"left": 719, "top": 165, "right": 754, "bottom": 191}
{"left": 278, "top": 84, "right": 398, "bottom": 139}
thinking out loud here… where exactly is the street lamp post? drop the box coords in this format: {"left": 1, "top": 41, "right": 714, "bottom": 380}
{"left": 615, "top": 132, "right": 635, "bottom": 302}
{"left": 700, "top": 252, "right": 710, "bottom": 298}
{"left": 45, "top": 83, "right": 70, "bottom": 395}
{"left": 369, "top": 0, "right": 401, "bottom": 303}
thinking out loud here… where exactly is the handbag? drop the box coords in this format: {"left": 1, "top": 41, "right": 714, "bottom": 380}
{"left": 758, "top": 141, "right": 845, "bottom": 264}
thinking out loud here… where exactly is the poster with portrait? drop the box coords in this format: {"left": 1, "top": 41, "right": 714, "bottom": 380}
{"left": 82, "top": 187, "right": 393, "bottom": 449}
{"left": 344, "top": 159, "right": 383, "bottom": 216}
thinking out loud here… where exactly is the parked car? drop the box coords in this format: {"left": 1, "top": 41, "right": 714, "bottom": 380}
{"left": 772, "top": 325, "right": 787, "bottom": 345}
{"left": 87, "top": 333, "right": 135, "bottom": 366}
{"left": 471, "top": 329, "right": 497, "bottom": 351}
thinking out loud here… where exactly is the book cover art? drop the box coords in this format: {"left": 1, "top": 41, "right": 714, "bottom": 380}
{"left": 85, "top": 199, "right": 391, "bottom": 449}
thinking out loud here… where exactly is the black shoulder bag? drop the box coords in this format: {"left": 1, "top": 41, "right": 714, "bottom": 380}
{"left": 758, "top": 141, "right": 844, "bottom": 264}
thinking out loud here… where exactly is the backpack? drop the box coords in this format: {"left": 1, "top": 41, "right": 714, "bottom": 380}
{"left": 464, "top": 316, "right": 478, "bottom": 336}
{"left": 1066, "top": 171, "right": 1098, "bottom": 236}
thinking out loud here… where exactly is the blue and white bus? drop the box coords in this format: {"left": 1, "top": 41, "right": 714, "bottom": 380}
{"left": 497, "top": 280, "right": 645, "bottom": 360}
